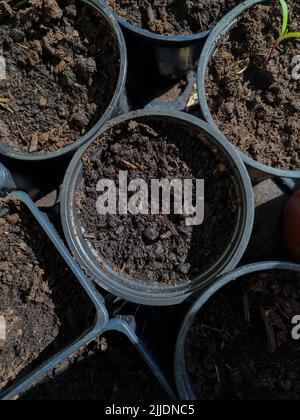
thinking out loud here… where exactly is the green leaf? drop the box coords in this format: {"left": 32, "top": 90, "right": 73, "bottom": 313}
{"left": 279, "top": 31, "right": 300, "bottom": 41}
{"left": 279, "top": 0, "right": 289, "bottom": 38}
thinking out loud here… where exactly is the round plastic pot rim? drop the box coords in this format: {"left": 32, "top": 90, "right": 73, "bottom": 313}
{"left": 197, "top": 0, "right": 300, "bottom": 179}
{"left": 175, "top": 261, "right": 300, "bottom": 400}
{"left": 103, "top": 0, "right": 210, "bottom": 45}
{"left": 0, "top": 0, "right": 127, "bottom": 162}
{"left": 61, "top": 108, "right": 254, "bottom": 306}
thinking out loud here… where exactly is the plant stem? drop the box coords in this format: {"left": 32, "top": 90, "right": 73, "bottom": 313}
{"left": 264, "top": 41, "right": 278, "bottom": 68}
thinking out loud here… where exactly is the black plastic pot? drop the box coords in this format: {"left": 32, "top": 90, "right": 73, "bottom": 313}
{"left": 102, "top": 0, "right": 209, "bottom": 79}
{"left": 0, "top": 191, "right": 176, "bottom": 400}
{"left": 197, "top": 0, "right": 300, "bottom": 179}
{"left": 0, "top": 0, "right": 127, "bottom": 163}
{"left": 61, "top": 109, "right": 254, "bottom": 306}
{"left": 175, "top": 261, "right": 300, "bottom": 400}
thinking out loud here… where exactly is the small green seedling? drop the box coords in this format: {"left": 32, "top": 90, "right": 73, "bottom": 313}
{"left": 265, "top": 0, "right": 300, "bottom": 67}
{"left": 276, "top": 0, "right": 300, "bottom": 42}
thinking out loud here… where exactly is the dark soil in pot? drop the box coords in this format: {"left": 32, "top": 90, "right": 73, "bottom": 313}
{"left": 0, "top": 0, "right": 119, "bottom": 154}
{"left": 206, "top": 1, "right": 300, "bottom": 170}
{"left": 0, "top": 200, "right": 95, "bottom": 389}
{"left": 107, "top": 0, "right": 242, "bottom": 35}
{"left": 77, "top": 118, "right": 239, "bottom": 284}
{"left": 186, "top": 270, "right": 300, "bottom": 400}
{"left": 21, "top": 334, "right": 167, "bottom": 400}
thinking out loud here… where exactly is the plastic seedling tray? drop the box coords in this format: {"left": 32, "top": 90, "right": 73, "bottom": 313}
{"left": 0, "top": 185, "right": 176, "bottom": 400}
{"left": 0, "top": 190, "right": 107, "bottom": 400}
{"left": 18, "top": 331, "right": 163, "bottom": 400}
